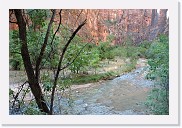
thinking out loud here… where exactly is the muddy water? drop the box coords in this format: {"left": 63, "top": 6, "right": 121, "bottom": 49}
{"left": 55, "top": 66, "right": 154, "bottom": 115}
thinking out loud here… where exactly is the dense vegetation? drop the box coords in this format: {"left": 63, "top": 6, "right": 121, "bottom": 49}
{"left": 145, "top": 35, "right": 169, "bottom": 115}
{"left": 9, "top": 9, "right": 169, "bottom": 115}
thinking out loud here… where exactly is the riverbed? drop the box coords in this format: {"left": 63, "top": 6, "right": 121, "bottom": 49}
{"left": 9, "top": 58, "right": 154, "bottom": 115}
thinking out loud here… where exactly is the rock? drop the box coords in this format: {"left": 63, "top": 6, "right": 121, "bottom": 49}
{"left": 10, "top": 9, "right": 168, "bottom": 45}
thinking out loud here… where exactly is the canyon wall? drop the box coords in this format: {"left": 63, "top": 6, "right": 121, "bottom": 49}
{"left": 9, "top": 9, "right": 169, "bottom": 45}
{"left": 79, "top": 9, "right": 168, "bottom": 45}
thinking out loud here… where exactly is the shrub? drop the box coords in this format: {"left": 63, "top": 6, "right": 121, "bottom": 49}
{"left": 145, "top": 88, "right": 169, "bottom": 115}
{"left": 138, "top": 40, "right": 151, "bottom": 49}
{"left": 145, "top": 35, "right": 169, "bottom": 115}
{"left": 65, "top": 42, "right": 100, "bottom": 74}
{"left": 97, "top": 41, "right": 111, "bottom": 59}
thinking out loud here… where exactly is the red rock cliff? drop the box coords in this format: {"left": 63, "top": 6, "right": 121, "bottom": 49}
{"left": 10, "top": 9, "right": 169, "bottom": 45}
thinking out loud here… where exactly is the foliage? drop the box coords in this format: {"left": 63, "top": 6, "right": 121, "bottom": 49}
{"left": 9, "top": 30, "right": 23, "bottom": 70}
{"left": 65, "top": 39, "right": 100, "bottom": 74}
{"left": 11, "top": 9, "right": 169, "bottom": 115}
{"left": 137, "top": 40, "right": 152, "bottom": 58}
{"left": 9, "top": 10, "right": 60, "bottom": 70}
{"left": 146, "top": 35, "right": 169, "bottom": 82}
{"left": 104, "top": 19, "right": 117, "bottom": 26}
{"left": 122, "top": 59, "right": 137, "bottom": 73}
{"left": 97, "top": 35, "right": 116, "bottom": 59}
{"left": 138, "top": 40, "right": 151, "bottom": 49}
{"left": 58, "top": 78, "right": 72, "bottom": 91}
{"left": 41, "top": 72, "right": 53, "bottom": 92}
{"left": 28, "top": 9, "right": 49, "bottom": 30}
{"left": 97, "top": 41, "right": 111, "bottom": 59}
{"left": 88, "top": 48, "right": 100, "bottom": 74}
{"left": 27, "top": 24, "right": 60, "bottom": 69}
{"left": 92, "top": 34, "right": 149, "bottom": 61}
{"left": 145, "top": 88, "right": 169, "bottom": 115}
{"left": 145, "top": 34, "right": 169, "bottom": 115}
{"left": 24, "top": 102, "right": 47, "bottom": 115}
{"left": 106, "top": 34, "right": 115, "bottom": 43}
{"left": 62, "top": 71, "right": 119, "bottom": 85}
{"left": 9, "top": 89, "right": 14, "bottom": 96}
{"left": 65, "top": 42, "right": 89, "bottom": 74}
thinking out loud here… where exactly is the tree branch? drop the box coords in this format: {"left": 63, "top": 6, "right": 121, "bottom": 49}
{"left": 39, "top": 9, "right": 62, "bottom": 70}
{"left": 60, "top": 38, "right": 93, "bottom": 71}
{"left": 21, "top": 85, "right": 30, "bottom": 104}
{"left": 49, "top": 19, "right": 87, "bottom": 114}
{"left": 12, "top": 81, "right": 28, "bottom": 109}
{"left": 50, "top": 10, "right": 62, "bottom": 46}
{"left": 35, "top": 9, "right": 56, "bottom": 81}
{"left": 60, "top": 43, "right": 89, "bottom": 71}
{"left": 74, "top": 10, "right": 83, "bottom": 27}
{"left": 56, "top": 19, "right": 87, "bottom": 74}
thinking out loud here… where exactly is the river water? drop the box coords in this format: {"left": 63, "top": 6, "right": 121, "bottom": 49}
{"left": 53, "top": 66, "right": 154, "bottom": 115}
{"left": 10, "top": 58, "right": 154, "bottom": 115}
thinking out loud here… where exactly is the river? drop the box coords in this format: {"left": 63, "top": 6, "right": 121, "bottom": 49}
{"left": 10, "top": 58, "right": 154, "bottom": 115}
{"left": 53, "top": 65, "right": 154, "bottom": 115}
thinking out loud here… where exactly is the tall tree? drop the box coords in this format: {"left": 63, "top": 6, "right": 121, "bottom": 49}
{"left": 14, "top": 9, "right": 50, "bottom": 113}
{"left": 13, "top": 9, "right": 87, "bottom": 114}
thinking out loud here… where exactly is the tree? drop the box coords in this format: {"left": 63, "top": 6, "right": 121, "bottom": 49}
{"left": 11, "top": 9, "right": 87, "bottom": 114}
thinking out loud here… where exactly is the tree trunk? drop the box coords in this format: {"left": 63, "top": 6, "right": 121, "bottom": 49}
{"left": 14, "top": 9, "right": 50, "bottom": 114}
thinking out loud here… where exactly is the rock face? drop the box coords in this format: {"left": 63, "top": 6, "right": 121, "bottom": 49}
{"left": 9, "top": 9, "right": 168, "bottom": 45}
{"left": 81, "top": 9, "right": 168, "bottom": 45}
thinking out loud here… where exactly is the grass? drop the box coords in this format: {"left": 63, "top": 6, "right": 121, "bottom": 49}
{"left": 61, "top": 71, "right": 119, "bottom": 85}
{"left": 122, "top": 63, "right": 136, "bottom": 73}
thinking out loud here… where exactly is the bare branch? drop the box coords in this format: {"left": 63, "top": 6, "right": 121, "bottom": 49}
{"left": 39, "top": 9, "right": 62, "bottom": 70}
{"left": 12, "top": 81, "right": 28, "bottom": 108}
{"left": 49, "top": 19, "right": 87, "bottom": 114}
{"left": 50, "top": 10, "right": 62, "bottom": 47}
{"left": 21, "top": 85, "right": 30, "bottom": 104}
{"left": 35, "top": 9, "right": 56, "bottom": 81}
{"left": 57, "top": 19, "right": 87, "bottom": 73}
{"left": 74, "top": 10, "right": 83, "bottom": 26}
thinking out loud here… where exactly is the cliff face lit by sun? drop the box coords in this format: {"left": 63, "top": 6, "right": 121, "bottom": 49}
{"left": 10, "top": 9, "right": 168, "bottom": 45}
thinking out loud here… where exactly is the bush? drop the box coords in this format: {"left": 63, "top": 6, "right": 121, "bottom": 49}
{"left": 89, "top": 48, "right": 100, "bottom": 74}
{"left": 97, "top": 41, "right": 112, "bottom": 59}
{"left": 65, "top": 42, "right": 100, "bottom": 74}
{"left": 145, "top": 88, "right": 169, "bottom": 115}
{"left": 67, "top": 45, "right": 89, "bottom": 74}
{"left": 146, "top": 35, "right": 169, "bottom": 82}
{"left": 145, "top": 34, "right": 169, "bottom": 115}
{"left": 138, "top": 40, "right": 151, "bottom": 49}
